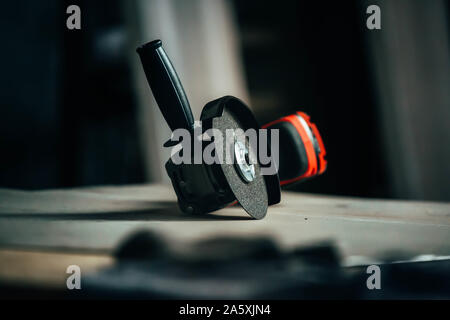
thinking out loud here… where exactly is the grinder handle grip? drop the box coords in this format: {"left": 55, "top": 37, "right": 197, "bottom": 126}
{"left": 137, "top": 39, "right": 194, "bottom": 131}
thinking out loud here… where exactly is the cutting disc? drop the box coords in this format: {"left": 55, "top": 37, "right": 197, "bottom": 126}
{"left": 201, "top": 96, "right": 272, "bottom": 219}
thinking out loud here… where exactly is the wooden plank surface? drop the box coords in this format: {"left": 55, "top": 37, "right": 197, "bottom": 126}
{"left": 0, "top": 184, "right": 449, "bottom": 289}
{"left": 0, "top": 184, "right": 449, "bottom": 261}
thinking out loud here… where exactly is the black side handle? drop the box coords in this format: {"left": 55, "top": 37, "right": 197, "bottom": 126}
{"left": 137, "top": 39, "right": 194, "bottom": 131}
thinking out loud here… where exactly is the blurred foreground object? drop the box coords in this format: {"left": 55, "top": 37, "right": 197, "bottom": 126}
{"left": 81, "top": 231, "right": 450, "bottom": 299}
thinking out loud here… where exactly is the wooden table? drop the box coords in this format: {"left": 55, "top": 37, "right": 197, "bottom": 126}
{"left": 0, "top": 184, "right": 449, "bottom": 290}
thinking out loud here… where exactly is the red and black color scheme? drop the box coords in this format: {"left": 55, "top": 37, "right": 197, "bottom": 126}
{"left": 263, "top": 112, "right": 327, "bottom": 188}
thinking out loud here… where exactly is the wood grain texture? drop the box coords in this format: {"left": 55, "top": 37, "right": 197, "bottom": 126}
{"left": 0, "top": 184, "right": 449, "bottom": 260}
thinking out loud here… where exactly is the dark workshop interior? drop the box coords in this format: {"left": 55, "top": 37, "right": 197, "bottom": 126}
{"left": 2, "top": 0, "right": 449, "bottom": 201}
{"left": 0, "top": 0, "right": 449, "bottom": 301}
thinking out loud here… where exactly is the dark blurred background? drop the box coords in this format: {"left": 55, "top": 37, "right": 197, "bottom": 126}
{"left": 0, "top": 0, "right": 449, "bottom": 201}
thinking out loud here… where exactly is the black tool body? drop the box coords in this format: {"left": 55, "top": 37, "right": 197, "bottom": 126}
{"left": 137, "top": 39, "right": 280, "bottom": 219}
